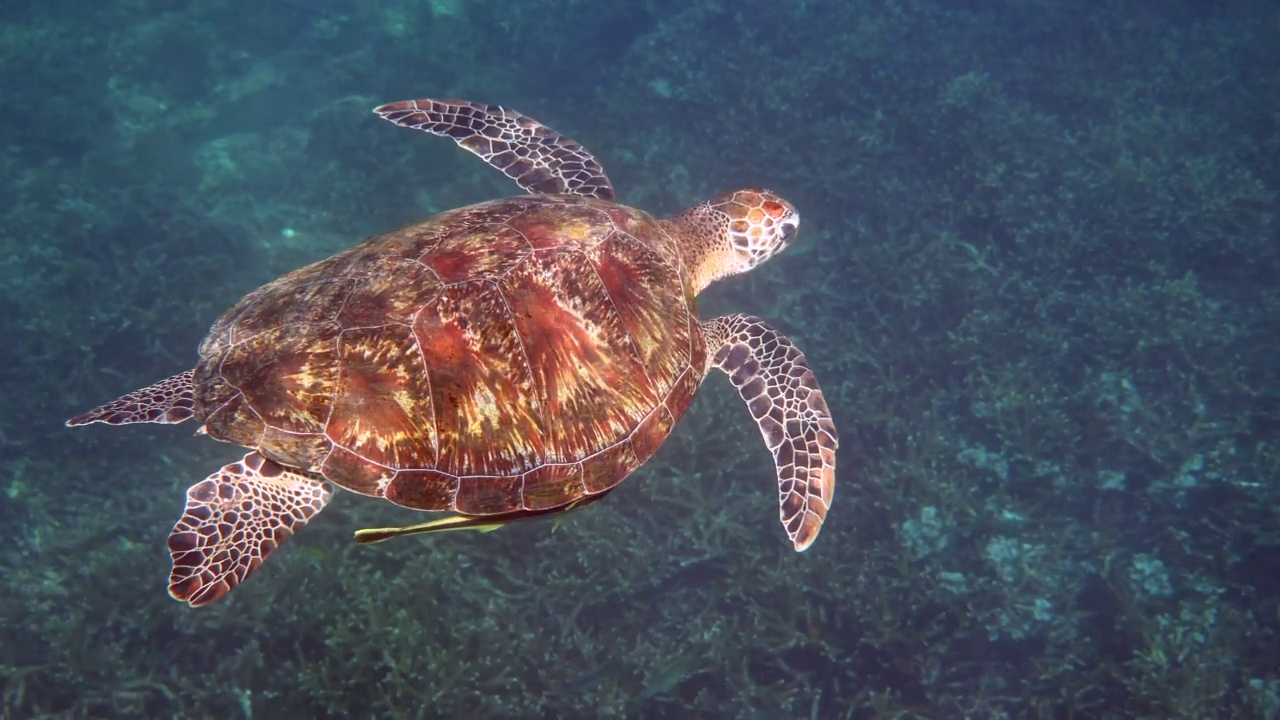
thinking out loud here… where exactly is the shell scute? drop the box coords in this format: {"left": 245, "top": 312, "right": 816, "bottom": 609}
{"left": 200, "top": 386, "right": 263, "bottom": 449}
{"left": 506, "top": 199, "right": 608, "bottom": 251}
{"left": 501, "top": 247, "right": 660, "bottom": 465}
{"left": 630, "top": 403, "right": 677, "bottom": 466}
{"left": 588, "top": 233, "right": 696, "bottom": 397}
{"left": 327, "top": 324, "right": 438, "bottom": 471}
{"left": 226, "top": 278, "right": 356, "bottom": 347}
{"left": 207, "top": 324, "right": 339, "bottom": 438}
{"left": 200, "top": 322, "right": 337, "bottom": 453}
{"left": 319, "top": 444, "right": 389, "bottom": 497}
{"left": 384, "top": 468, "right": 458, "bottom": 510}
{"left": 455, "top": 475, "right": 524, "bottom": 515}
{"left": 412, "top": 279, "right": 543, "bottom": 476}
{"left": 521, "top": 463, "right": 586, "bottom": 511}
{"left": 337, "top": 261, "right": 441, "bottom": 327}
{"left": 420, "top": 223, "right": 530, "bottom": 283}
{"left": 259, "top": 426, "right": 331, "bottom": 470}
{"left": 582, "top": 441, "right": 640, "bottom": 494}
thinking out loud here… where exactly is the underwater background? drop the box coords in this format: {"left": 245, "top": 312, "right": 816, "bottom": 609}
{"left": 2, "top": 0, "right": 1278, "bottom": 717}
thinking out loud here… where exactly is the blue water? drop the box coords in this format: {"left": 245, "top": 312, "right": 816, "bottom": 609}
{"left": 2, "top": 0, "right": 1277, "bottom": 717}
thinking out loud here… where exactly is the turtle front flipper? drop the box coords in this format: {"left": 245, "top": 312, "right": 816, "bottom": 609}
{"left": 65, "top": 370, "right": 196, "bottom": 426}
{"left": 702, "top": 315, "right": 838, "bottom": 551}
{"left": 168, "top": 452, "right": 332, "bottom": 607}
{"left": 373, "top": 98, "right": 615, "bottom": 201}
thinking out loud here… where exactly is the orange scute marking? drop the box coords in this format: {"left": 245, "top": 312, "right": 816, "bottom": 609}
{"left": 763, "top": 199, "right": 787, "bottom": 218}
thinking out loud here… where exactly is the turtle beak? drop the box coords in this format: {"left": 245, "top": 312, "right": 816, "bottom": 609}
{"left": 779, "top": 218, "right": 798, "bottom": 248}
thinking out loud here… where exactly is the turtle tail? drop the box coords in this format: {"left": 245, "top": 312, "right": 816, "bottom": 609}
{"left": 65, "top": 370, "right": 196, "bottom": 427}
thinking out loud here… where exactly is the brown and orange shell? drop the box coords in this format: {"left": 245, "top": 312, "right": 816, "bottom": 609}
{"left": 192, "top": 194, "right": 706, "bottom": 514}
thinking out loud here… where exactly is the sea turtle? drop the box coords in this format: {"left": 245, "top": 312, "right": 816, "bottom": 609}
{"left": 67, "top": 99, "right": 838, "bottom": 607}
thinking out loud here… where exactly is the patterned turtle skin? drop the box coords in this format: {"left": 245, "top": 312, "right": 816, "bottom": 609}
{"left": 67, "top": 99, "right": 839, "bottom": 607}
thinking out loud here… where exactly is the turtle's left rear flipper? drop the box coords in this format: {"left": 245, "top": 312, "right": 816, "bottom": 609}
{"left": 65, "top": 370, "right": 196, "bottom": 426}
{"left": 168, "top": 452, "right": 332, "bottom": 607}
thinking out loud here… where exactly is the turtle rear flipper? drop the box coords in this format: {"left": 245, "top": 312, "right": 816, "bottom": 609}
{"left": 168, "top": 452, "right": 332, "bottom": 607}
{"left": 702, "top": 315, "right": 838, "bottom": 551}
{"left": 65, "top": 370, "right": 196, "bottom": 426}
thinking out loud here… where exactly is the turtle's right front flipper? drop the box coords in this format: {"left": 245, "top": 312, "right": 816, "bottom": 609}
{"left": 65, "top": 370, "right": 196, "bottom": 426}
{"left": 702, "top": 315, "right": 838, "bottom": 551}
{"left": 168, "top": 452, "right": 332, "bottom": 607}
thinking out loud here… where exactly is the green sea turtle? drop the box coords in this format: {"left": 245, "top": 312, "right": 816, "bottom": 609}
{"left": 67, "top": 99, "right": 838, "bottom": 607}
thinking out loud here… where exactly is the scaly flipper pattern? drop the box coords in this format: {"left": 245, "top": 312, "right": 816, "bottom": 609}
{"left": 65, "top": 370, "right": 196, "bottom": 426}
{"left": 373, "top": 98, "right": 616, "bottom": 201}
{"left": 168, "top": 452, "right": 332, "bottom": 607}
{"left": 702, "top": 314, "right": 838, "bottom": 550}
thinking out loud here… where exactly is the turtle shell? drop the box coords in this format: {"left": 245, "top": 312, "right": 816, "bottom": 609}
{"left": 192, "top": 194, "right": 706, "bottom": 514}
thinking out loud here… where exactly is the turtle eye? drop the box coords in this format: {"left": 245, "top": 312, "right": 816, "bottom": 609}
{"left": 779, "top": 221, "right": 797, "bottom": 244}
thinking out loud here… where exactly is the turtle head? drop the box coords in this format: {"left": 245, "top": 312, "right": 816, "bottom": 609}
{"left": 671, "top": 189, "right": 800, "bottom": 295}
